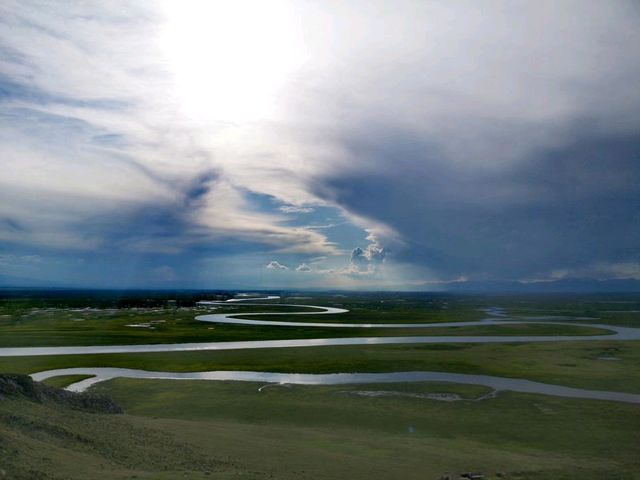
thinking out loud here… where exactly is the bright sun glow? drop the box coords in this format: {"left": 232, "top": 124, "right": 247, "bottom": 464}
{"left": 161, "top": 0, "right": 304, "bottom": 123}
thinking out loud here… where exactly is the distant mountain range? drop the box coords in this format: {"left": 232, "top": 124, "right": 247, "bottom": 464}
{"left": 445, "top": 278, "right": 640, "bottom": 293}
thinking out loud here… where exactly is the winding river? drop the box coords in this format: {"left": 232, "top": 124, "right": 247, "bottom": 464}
{"left": 5, "top": 296, "right": 639, "bottom": 403}
{"left": 30, "top": 367, "right": 640, "bottom": 404}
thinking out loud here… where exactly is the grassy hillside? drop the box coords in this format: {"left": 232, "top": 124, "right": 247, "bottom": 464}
{"left": 2, "top": 375, "right": 639, "bottom": 479}
{"left": 0, "top": 395, "right": 226, "bottom": 479}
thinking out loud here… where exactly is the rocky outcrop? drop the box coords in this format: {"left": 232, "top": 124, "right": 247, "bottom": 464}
{"left": 0, "top": 373, "right": 122, "bottom": 414}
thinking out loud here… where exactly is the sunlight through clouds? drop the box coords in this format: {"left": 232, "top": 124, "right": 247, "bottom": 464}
{"left": 1, "top": 0, "right": 639, "bottom": 289}
{"left": 160, "top": 0, "right": 305, "bottom": 123}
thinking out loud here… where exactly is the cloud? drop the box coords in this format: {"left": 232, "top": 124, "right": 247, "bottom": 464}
{"left": 192, "top": 180, "right": 336, "bottom": 254}
{"left": 524, "top": 262, "right": 640, "bottom": 283}
{"left": 352, "top": 244, "right": 388, "bottom": 264}
{"left": 266, "top": 260, "right": 289, "bottom": 270}
{"left": 279, "top": 205, "right": 315, "bottom": 214}
{"left": 296, "top": 263, "right": 311, "bottom": 272}
{"left": 0, "top": 1, "right": 336, "bottom": 258}
{"left": 350, "top": 242, "right": 389, "bottom": 272}
{"left": 0, "top": 254, "right": 43, "bottom": 266}
{"left": 1, "top": 1, "right": 640, "bottom": 288}
{"left": 301, "top": 1, "right": 640, "bottom": 281}
{"left": 350, "top": 247, "right": 367, "bottom": 266}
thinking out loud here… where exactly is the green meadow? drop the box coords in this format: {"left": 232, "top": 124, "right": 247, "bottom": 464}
{"left": 2, "top": 291, "right": 640, "bottom": 479}
{"left": 3, "top": 339, "right": 640, "bottom": 393}
{"left": 2, "top": 377, "right": 639, "bottom": 479}
{"left": 0, "top": 295, "right": 615, "bottom": 348}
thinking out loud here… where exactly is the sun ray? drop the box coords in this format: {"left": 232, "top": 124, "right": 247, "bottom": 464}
{"left": 160, "top": 0, "right": 304, "bottom": 123}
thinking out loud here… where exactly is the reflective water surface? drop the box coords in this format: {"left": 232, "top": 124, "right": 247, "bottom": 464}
{"left": 30, "top": 367, "right": 640, "bottom": 404}
{"left": 2, "top": 301, "right": 639, "bottom": 357}
{"left": 12, "top": 299, "right": 640, "bottom": 405}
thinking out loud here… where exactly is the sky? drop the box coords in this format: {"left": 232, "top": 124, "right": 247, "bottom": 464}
{"left": 1, "top": 0, "right": 640, "bottom": 291}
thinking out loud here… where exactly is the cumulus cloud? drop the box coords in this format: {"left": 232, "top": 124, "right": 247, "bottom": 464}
{"left": 296, "top": 263, "right": 312, "bottom": 272}
{"left": 352, "top": 244, "right": 388, "bottom": 264}
{"left": 266, "top": 260, "right": 289, "bottom": 270}
{"left": 350, "top": 248, "right": 367, "bottom": 266}
{"left": 351, "top": 243, "right": 388, "bottom": 266}
{"left": 344, "top": 241, "right": 390, "bottom": 276}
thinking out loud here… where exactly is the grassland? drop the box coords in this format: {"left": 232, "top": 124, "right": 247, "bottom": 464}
{"left": 469, "top": 294, "right": 640, "bottom": 327}
{"left": 3, "top": 339, "right": 639, "bottom": 394}
{"left": 41, "top": 374, "right": 96, "bottom": 388}
{"left": 3, "top": 377, "right": 638, "bottom": 480}
{"left": 0, "top": 396, "right": 225, "bottom": 480}
{"left": 0, "top": 295, "right": 614, "bottom": 348}
{"left": 2, "top": 290, "right": 640, "bottom": 479}
{"left": 98, "top": 378, "right": 640, "bottom": 479}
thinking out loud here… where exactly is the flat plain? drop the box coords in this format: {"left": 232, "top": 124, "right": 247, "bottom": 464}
{"left": 1, "top": 290, "right": 639, "bottom": 479}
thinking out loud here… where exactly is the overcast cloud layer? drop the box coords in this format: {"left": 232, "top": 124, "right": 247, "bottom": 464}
{"left": 1, "top": 0, "right": 640, "bottom": 289}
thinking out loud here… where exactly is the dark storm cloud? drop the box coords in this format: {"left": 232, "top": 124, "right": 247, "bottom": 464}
{"left": 287, "top": 0, "right": 640, "bottom": 283}
{"left": 319, "top": 130, "right": 640, "bottom": 280}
